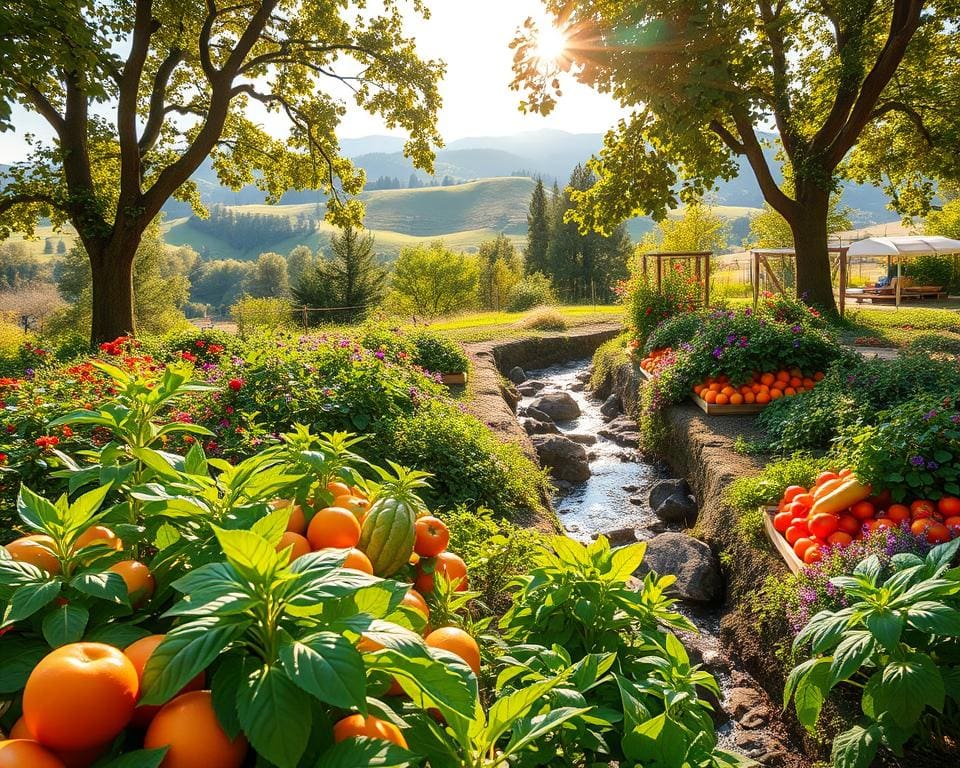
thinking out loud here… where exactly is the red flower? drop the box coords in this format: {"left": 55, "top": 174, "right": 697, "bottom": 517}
{"left": 228, "top": 378, "right": 243, "bottom": 391}
{"left": 208, "top": 344, "right": 225, "bottom": 354}
{"left": 181, "top": 351, "right": 197, "bottom": 363}
{"left": 195, "top": 340, "right": 207, "bottom": 348}
{"left": 60, "top": 426, "right": 73, "bottom": 438}
{"left": 0, "top": 453, "right": 7, "bottom": 464}
{"left": 35, "top": 435, "right": 60, "bottom": 450}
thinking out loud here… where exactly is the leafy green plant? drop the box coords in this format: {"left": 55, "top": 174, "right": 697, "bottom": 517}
{"left": 785, "top": 540, "right": 960, "bottom": 767}
{"left": 506, "top": 272, "right": 557, "bottom": 312}
{"left": 409, "top": 329, "right": 469, "bottom": 374}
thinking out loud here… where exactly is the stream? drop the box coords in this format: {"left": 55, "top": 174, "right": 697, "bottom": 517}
{"left": 517, "top": 358, "right": 804, "bottom": 766}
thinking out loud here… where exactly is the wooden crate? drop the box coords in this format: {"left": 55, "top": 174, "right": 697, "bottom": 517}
{"left": 440, "top": 372, "right": 467, "bottom": 385}
{"left": 762, "top": 506, "right": 804, "bottom": 574}
{"left": 641, "top": 363, "right": 768, "bottom": 416}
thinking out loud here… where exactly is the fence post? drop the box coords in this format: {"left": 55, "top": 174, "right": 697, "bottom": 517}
{"left": 301, "top": 305, "right": 308, "bottom": 330}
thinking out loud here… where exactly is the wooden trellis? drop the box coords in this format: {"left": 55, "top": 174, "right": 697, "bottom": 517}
{"left": 640, "top": 251, "right": 713, "bottom": 308}
{"left": 750, "top": 247, "right": 850, "bottom": 317}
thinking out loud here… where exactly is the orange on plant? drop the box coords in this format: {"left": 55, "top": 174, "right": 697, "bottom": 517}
{"left": 306, "top": 506, "right": 361, "bottom": 550}
{"left": 108, "top": 560, "right": 155, "bottom": 607}
{"left": 23, "top": 642, "right": 139, "bottom": 751}
{"left": 277, "top": 532, "right": 311, "bottom": 563}
{"left": 9, "top": 718, "right": 109, "bottom": 768}
{"left": 5, "top": 534, "right": 60, "bottom": 574}
{"left": 124, "top": 635, "right": 206, "bottom": 728}
{"left": 401, "top": 589, "right": 430, "bottom": 620}
{"left": 271, "top": 499, "right": 307, "bottom": 534}
{"left": 326, "top": 480, "right": 352, "bottom": 498}
{"left": 332, "top": 495, "right": 371, "bottom": 520}
{"left": 0, "top": 740, "right": 66, "bottom": 768}
{"left": 144, "top": 690, "right": 248, "bottom": 768}
{"left": 72, "top": 525, "right": 122, "bottom": 552}
{"left": 333, "top": 714, "right": 407, "bottom": 748}
{"left": 414, "top": 516, "right": 450, "bottom": 558}
{"left": 414, "top": 551, "right": 468, "bottom": 594}
{"left": 425, "top": 627, "right": 481, "bottom": 675}
{"left": 342, "top": 548, "right": 374, "bottom": 574}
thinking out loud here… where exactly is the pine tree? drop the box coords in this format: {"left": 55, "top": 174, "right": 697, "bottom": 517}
{"left": 525, "top": 177, "right": 550, "bottom": 275}
{"left": 294, "top": 226, "right": 386, "bottom": 323}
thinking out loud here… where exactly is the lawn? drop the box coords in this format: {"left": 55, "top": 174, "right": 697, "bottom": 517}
{"left": 413, "top": 304, "right": 624, "bottom": 343}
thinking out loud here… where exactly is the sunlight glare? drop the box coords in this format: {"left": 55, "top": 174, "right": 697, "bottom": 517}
{"left": 533, "top": 21, "right": 569, "bottom": 65}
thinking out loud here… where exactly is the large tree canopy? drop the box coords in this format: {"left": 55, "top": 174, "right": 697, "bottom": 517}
{"left": 512, "top": 0, "right": 960, "bottom": 312}
{"left": 0, "top": 0, "right": 442, "bottom": 342}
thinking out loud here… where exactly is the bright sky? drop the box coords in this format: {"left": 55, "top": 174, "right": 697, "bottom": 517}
{"left": 0, "top": 1, "right": 626, "bottom": 163}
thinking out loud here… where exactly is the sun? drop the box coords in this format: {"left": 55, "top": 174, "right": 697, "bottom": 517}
{"left": 532, "top": 22, "right": 569, "bottom": 65}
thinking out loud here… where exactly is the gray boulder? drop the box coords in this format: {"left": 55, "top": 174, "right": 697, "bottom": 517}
{"left": 521, "top": 417, "right": 560, "bottom": 435}
{"left": 508, "top": 366, "right": 527, "bottom": 384}
{"left": 636, "top": 533, "right": 722, "bottom": 604}
{"left": 598, "top": 416, "right": 640, "bottom": 448}
{"left": 531, "top": 434, "right": 590, "bottom": 483}
{"left": 523, "top": 405, "right": 553, "bottom": 423}
{"left": 593, "top": 527, "right": 638, "bottom": 547}
{"left": 600, "top": 393, "right": 621, "bottom": 420}
{"left": 648, "top": 478, "right": 691, "bottom": 511}
{"left": 654, "top": 492, "right": 699, "bottom": 527}
{"left": 518, "top": 380, "right": 546, "bottom": 396}
{"left": 566, "top": 433, "right": 597, "bottom": 445}
{"left": 531, "top": 392, "right": 581, "bottom": 421}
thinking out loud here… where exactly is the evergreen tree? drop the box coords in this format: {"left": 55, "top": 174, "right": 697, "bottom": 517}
{"left": 294, "top": 226, "right": 386, "bottom": 323}
{"left": 525, "top": 177, "right": 550, "bottom": 275}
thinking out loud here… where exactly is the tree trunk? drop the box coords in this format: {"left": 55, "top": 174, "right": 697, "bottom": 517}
{"left": 789, "top": 185, "right": 837, "bottom": 314}
{"left": 89, "top": 241, "right": 137, "bottom": 346}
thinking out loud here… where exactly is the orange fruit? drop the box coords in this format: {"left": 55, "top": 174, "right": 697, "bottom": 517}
{"left": 5, "top": 534, "right": 60, "bottom": 574}
{"left": 911, "top": 518, "right": 935, "bottom": 536}
{"left": 8, "top": 719, "right": 108, "bottom": 768}
{"left": 414, "top": 516, "right": 450, "bottom": 558}
{"left": 938, "top": 496, "right": 960, "bottom": 516}
{"left": 342, "top": 548, "right": 373, "bottom": 574}
{"left": 803, "top": 546, "right": 822, "bottom": 564}
{"left": 23, "top": 642, "right": 139, "bottom": 750}
{"left": 332, "top": 495, "right": 371, "bottom": 520}
{"left": 306, "top": 506, "right": 361, "bottom": 550}
{"left": 756, "top": 392, "right": 770, "bottom": 404}
{"left": 108, "top": 560, "right": 155, "bottom": 607}
{"left": 776, "top": 370, "right": 790, "bottom": 382}
{"left": 743, "top": 392, "right": 756, "bottom": 404}
{"left": 0, "top": 740, "right": 65, "bottom": 768}
{"left": 885, "top": 505, "right": 910, "bottom": 524}
{"left": 827, "top": 531, "right": 853, "bottom": 547}
{"left": 783, "top": 485, "right": 806, "bottom": 503}
{"left": 703, "top": 390, "right": 717, "bottom": 404}
{"left": 414, "top": 551, "right": 468, "bottom": 594}
{"left": 124, "top": 635, "right": 206, "bottom": 728}
{"left": 944, "top": 515, "right": 960, "bottom": 530}
{"left": 326, "top": 481, "right": 352, "bottom": 498}
{"left": 729, "top": 393, "right": 744, "bottom": 406}
{"left": 768, "top": 389, "right": 782, "bottom": 400}
{"left": 144, "top": 690, "right": 247, "bottom": 768}
{"left": 784, "top": 387, "right": 797, "bottom": 397}
{"left": 789, "top": 376, "right": 802, "bottom": 388}
{"left": 401, "top": 589, "right": 430, "bottom": 620}
{"left": 333, "top": 714, "right": 407, "bottom": 748}
{"left": 425, "top": 627, "right": 481, "bottom": 675}
{"left": 926, "top": 523, "right": 951, "bottom": 544}
{"left": 760, "top": 372, "right": 775, "bottom": 385}
{"left": 808, "top": 513, "right": 839, "bottom": 539}
{"left": 714, "top": 393, "right": 729, "bottom": 405}
{"left": 271, "top": 499, "right": 307, "bottom": 535}
{"left": 911, "top": 500, "right": 937, "bottom": 519}
{"left": 837, "top": 515, "right": 860, "bottom": 535}
{"left": 72, "top": 525, "right": 122, "bottom": 552}
{"left": 793, "top": 538, "right": 815, "bottom": 558}
{"left": 277, "top": 532, "right": 311, "bottom": 563}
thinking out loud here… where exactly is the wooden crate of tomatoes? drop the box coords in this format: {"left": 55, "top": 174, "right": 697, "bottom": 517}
{"left": 765, "top": 468, "right": 960, "bottom": 573}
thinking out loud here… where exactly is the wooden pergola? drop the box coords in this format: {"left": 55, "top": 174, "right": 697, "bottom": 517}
{"left": 640, "top": 251, "right": 713, "bottom": 308}
{"left": 749, "top": 246, "right": 850, "bottom": 316}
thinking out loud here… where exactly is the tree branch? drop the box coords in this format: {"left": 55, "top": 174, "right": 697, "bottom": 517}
{"left": 117, "top": 0, "right": 156, "bottom": 203}
{"left": 758, "top": 0, "right": 797, "bottom": 160}
{"left": 709, "top": 119, "right": 745, "bottom": 154}
{"left": 730, "top": 108, "right": 796, "bottom": 218}
{"left": 870, "top": 100, "right": 933, "bottom": 145}
{"left": 0, "top": 192, "right": 64, "bottom": 217}
{"left": 13, "top": 79, "right": 66, "bottom": 136}
{"left": 138, "top": 46, "right": 187, "bottom": 154}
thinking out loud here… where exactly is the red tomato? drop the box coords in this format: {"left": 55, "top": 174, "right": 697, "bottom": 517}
{"left": 873, "top": 518, "right": 894, "bottom": 530}
{"left": 785, "top": 525, "right": 807, "bottom": 546}
{"left": 793, "top": 538, "right": 815, "bottom": 558}
{"left": 926, "top": 523, "right": 951, "bottom": 544}
{"left": 837, "top": 515, "right": 860, "bottom": 535}
{"left": 773, "top": 512, "right": 794, "bottom": 534}
{"left": 938, "top": 497, "right": 960, "bottom": 516}
{"left": 815, "top": 471, "right": 840, "bottom": 486}
{"left": 783, "top": 485, "right": 807, "bottom": 504}
{"left": 849, "top": 501, "right": 876, "bottom": 520}
{"left": 886, "top": 504, "right": 911, "bottom": 524}
{"left": 827, "top": 531, "right": 853, "bottom": 547}
{"left": 414, "top": 516, "right": 450, "bottom": 558}
{"left": 911, "top": 500, "right": 937, "bottom": 519}
{"left": 793, "top": 493, "right": 815, "bottom": 508}
{"left": 803, "top": 546, "right": 822, "bottom": 564}
{"left": 787, "top": 501, "right": 810, "bottom": 519}
{"left": 944, "top": 515, "right": 960, "bottom": 530}
{"left": 808, "top": 513, "right": 839, "bottom": 539}
{"left": 910, "top": 518, "right": 935, "bottom": 536}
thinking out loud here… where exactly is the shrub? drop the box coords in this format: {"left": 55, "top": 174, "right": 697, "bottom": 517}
{"left": 231, "top": 295, "right": 292, "bottom": 335}
{"left": 408, "top": 329, "right": 468, "bottom": 373}
{"left": 626, "top": 261, "right": 702, "bottom": 344}
{"left": 519, "top": 306, "right": 567, "bottom": 330}
{"left": 140, "top": 328, "right": 243, "bottom": 363}
{"left": 506, "top": 272, "right": 557, "bottom": 311}
{"left": 906, "top": 253, "right": 954, "bottom": 288}
{"left": 357, "top": 318, "right": 416, "bottom": 363}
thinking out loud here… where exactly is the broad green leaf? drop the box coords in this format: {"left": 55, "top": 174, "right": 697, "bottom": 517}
{"left": 862, "top": 657, "right": 945, "bottom": 728}
{"left": 210, "top": 653, "right": 245, "bottom": 740}
{"left": 42, "top": 603, "right": 89, "bottom": 647}
{"left": 367, "top": 647, "right": 476, "bottom": 723}
{"left": 140, "top": 618, "right": 249, "bottom": 706}
{"left": 211, "top": 525, "right": 281, "bottom": 584}
{"left": 97, "top": 748, "right": 169, "bottom": 768}
{"left": 607, "top": 542, "right": 647, "bottom": 581}
{"left": 17, "top": 484, "right": 64, "bottom": 533}
{"left": 864, "top": 609, "right": 903, "bottom": 651}
{"left": 5, "top": 579, "right": 61, "bottom": 623}
{"left": 793, "top": 608, "right": 853, "bottom": 654}
{"left": 927, "top": 539, "right": 960, "bottom": 570}
{"left": 829, "top": 631, "right": 875, "bottom": 685}
{"left": 359, "top": 619, "right": 425, "bottom": 655}
{"left": 502, "top": 706, "right": 592, "bottom": 760}
{"left": 623, "top": 712, "right": 688, "bottom": 765}
{"left": 790, "top": 658, "right": 832, "bottom": 731}
{"left": 67, "top": 483, "right": 113, "bottom": 527}
{"left": 905, "top": 601, "right": 960, "bottom": 636}
{"left": 236, "top": 664, "right": 312, "bottom": 768}
{"left": 0, "top": 635, "right": 47, "bottom": 693}
{"left": 831, "top": 724, "right": 881, "bottom": 768}
{"left": 279, "top": 632, "right": 366, "bottom": 709}
{"left": 130, "top": 448, "right": 185, "bottom": 479}
{"left": 483, "top": 676, "right": 564, "bottom": 749}
{"left": 71, "top": 571, "right": 129, "bottom": 605}
{"left": 250, "top": 507, "right": 290, "bottom": 547}
{"left": 183, "top": 442, "right": 208, "bottom": 475}
{"left": 154, "top": 522, "right": 180, "bottom": 550}
{"left": 85, "top": 622, "right": 152, "bottom": 648}
{"left": 314, "top": 737, "right": 417, "bottom": 768}
{"left": 853, "top": 556, "right": 882, "bottom": 584}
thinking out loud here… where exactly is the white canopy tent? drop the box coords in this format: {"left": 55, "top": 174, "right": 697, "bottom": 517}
{"left": 846, "top": 236, "right": 960, "bottom": 308}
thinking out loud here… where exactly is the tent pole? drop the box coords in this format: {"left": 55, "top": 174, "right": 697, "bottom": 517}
{"left": 895, "top": 253, "right": 902, "bottom": 310}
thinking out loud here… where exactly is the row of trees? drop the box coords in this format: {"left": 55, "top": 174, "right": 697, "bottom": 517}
{"left": 190, "top": 206, "right": 316, "bottom": 251}
{"left": 525, "top": 166, "right": 632, "bottom": 302}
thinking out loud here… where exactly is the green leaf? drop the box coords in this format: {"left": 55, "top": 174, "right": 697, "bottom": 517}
{"left": 831, "top": 724, "right": 881, "bottom": 768}
{"left": 906, "top": 601, "right": 960, "bottom": 636}
{"left": 17, "top": 484, "right": 64, "bottom": 532}
{"left": 211, "top": 525, "right": 281, "bottom": 584}
{"left": 154, "top": 522, "right": 180, "bottom": 550}
{"left": 70, "top": 571, "right": 129, "bottom": 605}
{"left": 864, "top": 609, "right": 903, "bottom": 651}
{"left": 502, "top": 706, "right": 592, "bottom": 760}
{"left": 0, "top": 635, "right": 47, "bottom": 693}
{"left": 236, "top": 664, "right": 312, "bottom": 768}
{"left": 862, "top": 657, "right": 945, "bottom": 729}
{"left": 790, "top": 658, "right": 832, "bottom": 732}
{"left": 97, "top": 748, "right": 169, "bottom": 768}
{"left": 623, "top": 712, "right": 688, "bottom": 765}
{"left": 5, "top": 579, "right": 61, "bottom": 623}
{"left": 483, "top": 676, "right": 564, "bottom": 749}
{"left": 829, "top": 631, "right": 875, "bottom": 686}
{"left": 607, "top": 541, "right": 647, "bottom": 581}
{"left": 279, "top": 632, "right": 366, "bottom": 709}
{"left": 853, "top": 555, "right": 882, "bottom": 584}
{"left": 85, "top": 622, "right": 152, "bottom": 648}
{"left": 315, "top": 736, "right": 417, "bottom": 768}
{"left": 140, "top": 618, "right": 248, "bottom": 706}
{"left": 184, "top": 442, "right": 208, "bottom": 475}
{"left": 67, "top": 483, "right": 113, "bottom": 528}
{"left": 130, "top": 447, "right": 184, "bottom": 479}
{"left": 250, "top": 507, "right": 290, "bottom": 547}
{"left": 210, "top": 653, "right": 245, "bottom": 740}
{"left": 42, "top": 603, "right": 89, "bottom": 647}
{"left": 367, "top": 648, "right": 476, "bottom": 723}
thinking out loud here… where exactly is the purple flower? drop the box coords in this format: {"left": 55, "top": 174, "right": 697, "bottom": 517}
{"left": 726, "top": 333, "right": 736, "bottom": 344}
{"left": 952, "top": 415, "right": 960, "bottom": 424}
{"left": 712, "top": 347, "right": 723, "bottom": 359}
{"left": 927, "top": 460, "right": 940, "bottom": 471}
{"left": 374, "top": 350, "right": 385, "bottom": 360}
{"left": 791, "top": 324, "right": 802, "bottom": 334}
{"left": 910, "top": 455, "right": 925, "bottom": 466}
{"left": 922, "top": 409, "right": 938, "bottom": 421}
{"left": 24, "top": 368, "right": 35, "bottom": 380}
{"left": 744, "top": 308, "right": 753, "bottom": 316}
